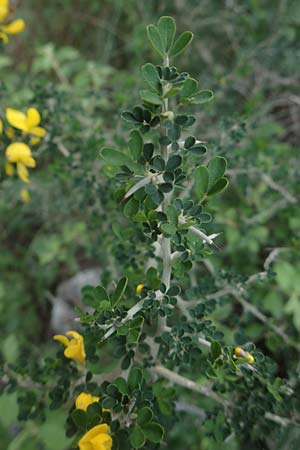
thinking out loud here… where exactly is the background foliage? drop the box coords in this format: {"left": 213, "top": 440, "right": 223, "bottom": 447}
{"left": 0, "top": 1, "right": 299, "bottom": 449}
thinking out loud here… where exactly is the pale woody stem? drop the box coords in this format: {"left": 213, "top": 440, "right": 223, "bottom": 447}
{"left": 161, "top": 53, "right": 171, "bottom": 293}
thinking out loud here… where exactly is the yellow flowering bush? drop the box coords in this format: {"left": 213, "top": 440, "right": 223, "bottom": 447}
{"left": 0, "top": 0, "right": 24, "bottom": 43}
{"left": 1, "top": 6, "right": 299, "bottom": 450}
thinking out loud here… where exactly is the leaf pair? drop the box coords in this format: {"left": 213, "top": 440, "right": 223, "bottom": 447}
{"left": 180, "top": 77, "right": 214, "bottom": 105}
{"left": 194, "top": 156, "right": 229, "bottom": 201}
{"left": 147, "top": 16, "right": 193, "bottom": 59}
{"left": 82, "top": 277, "right": 128, "bottom": 309}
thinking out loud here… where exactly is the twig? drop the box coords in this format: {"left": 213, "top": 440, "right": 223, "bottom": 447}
{"left": 262, "top": 174, "right": 297, "bottom": 204}
{"left": 264, "top": 247, "right": 288, "bottom": 270}
{"left": 265, "top": 412, "right": 300, "bottom": 428}
{"left": 153, "top": 365, "right": 229, "bottom": 407}
{"left": 100, "top": 299, "right": 145, "bottom": 342}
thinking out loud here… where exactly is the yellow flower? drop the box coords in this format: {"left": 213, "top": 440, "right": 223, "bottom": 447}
{"left": 6, "top": 126, "right": 15, "bottom": 139}
{"left": 20, "top": 189, "right": 30, "bottom": 203}
{"left": 5, "top": 142, "right": 36, "bottom": 183}
{"left": 6, "top": 107, "right": 46, "bottom": 138}
{"left": 5, "top": 161, "right": 14, "bottom": 176}
{"left": 78, "top": 424, "right": 112, "bottom": 450}
{"left": 76, "top": 392, "right": 100, "bottom": 411}
{"left": 29, "top": 136, "right": 41, "bottom": 146}
{"left": 53, "top": 330, "right": 86, "bottom": 365}
{"left": 0, "top": 118, "right": 3, "bottom": 134}
{"left": 234, "top": 347, "right": 255, "bottom": 364}
{"left": 136, "top": 284, "right": 144, "bottom": 296}
{"left": 0, "top": 0, "right": 9, "bottom": 22}
{"left": 234, "top": 347, "right": 244, "bottom": 357}
{"left": 245, "top": 353, "right": 255, "bottom": 364}
{"left": 0, "top": 1, "right": 25, "bottom": 43}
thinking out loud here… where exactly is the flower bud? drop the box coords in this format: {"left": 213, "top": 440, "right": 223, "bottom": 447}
{"left": 136, "top": 284, "right": 145, "bottom": 296}
{"left": 234, "top": 347, "right": 244, "bottom": 357}
{"left": 160, "top": 111, "right": 174, "bottom": 120}
{"left": 246, "top": 353, "right": 255, "bottom": 364}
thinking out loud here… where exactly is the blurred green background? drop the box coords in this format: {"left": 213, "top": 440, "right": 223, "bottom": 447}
{"left": 0, "top": 0, "right": 299, "bottom": 449}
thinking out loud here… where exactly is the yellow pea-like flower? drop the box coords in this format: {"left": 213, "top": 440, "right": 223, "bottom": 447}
{"left": 0, "top": 1, "right": 25, "bottom": 43}
{"left": 5, "top": 142, "right": 36, "bottom": 183}
{"left": 75, "top": 392, "right": 100, "bottom": 411}
{"left": 6, "top": 107, "right": 46, "bottom": 138}
{"left": 53, "top": 330, "right": 86, "bottom": 365}
{"left": 78, "top": 424, "right": 112, "bottom": 450}
{"left": 136, "top": 284, "right": 145, "bottom": 296}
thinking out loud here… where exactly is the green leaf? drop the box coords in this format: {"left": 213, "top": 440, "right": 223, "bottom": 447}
{"left": 143, "top": 143, "right": 154, "bottom": 161}
{"left": 192, "top": 89, "right": 214, "bottom": 104}
{"left": 124, "top": 197, "right": 139, "bottom": 218}
{"left": 169, "top": 31, "right": 193, "bottom": 57}
{"left": 146, "top": 267, "right": 160, "bottom": 289}
{"left": 94, "top": 285, "right": 110, "bottom": 303}
{"left": 184, "top": 136, "right": 196, "bottom": 148}
{"left": 141, "top": 63, "right": 161, "bottom": 93}
{"left": 147, "top": 25, "right": 164, "bottom": 57}
{"left": 121, "top": 111, "right": 139, "bottom": 124}
{"left": 189, "top": 145, "right": 207, "bottom": 156}
{"left": 211, "top": 341, "right": 222, "bottom": 360}
{"left": 208, "top": 177, "right": 229, "bottom": 196}
{"left": 207, "top": 156, "right": 227, "bottom": 190}
{"left": 163, "top": 87, "right": 181, "bottom": 98}
{"left": 86, "top": 402, "right": 102, "bottom": 419}
{"left": 98, "top": 300, "right": 111, "bottom": 312}
{"left": 130, "top": 426, "right": 146, "bottom": 449}
{"left": 107, "top": 384, "right": 120, "bottom": 398}
{"left": 181, "top": 78, "right": 198, "bottom": 99}
{"left": 166, "top": 154, "right": 182, "bottom": 171}
{"left": 140, "top": 90, "right": 162, "bottom": 105}
{"left": 166, "top": 204, "right": 178, "bottom": 225}
{"left": 129, "top": 129, "right": 143, "bottom": 160}
{"left": 71, "top": 409, "right": 87, "bottom": 431}
{"left": 114, "top": 377, "right": 129, "bottom": 395}
{"left": 128, "top": 367, "right": 143, "bottom": 391}
{"left": 161, "top": 223, "right": 177, "bottom": 236}
{"left": 137, "top": 407, "right": 153, "bottom": 426}
{"left": 112, "top": 276, "right": 128, "bottom": 306}
{"left": 117, "top": 324, "right": 129, "bottom": 336}
{"left": 130, "top": 316, "right": 144, "bottom": 329}
{"left": 157, "top": 16, "right": 176, "bottom": 52}
{"left": 143, "top": 422, "right": 164, "bottom": 443}
{"left": 166, "top": 285, "right": 181, "bottom": 296}
{"left": 127, "top": 329, "right": 141, "bottom": 345}
{"left": 100, "top": 148, "right": 132, "bottom": 166}
{"left": 194, "top": 166, "right": 209, "bottom": 201}
{"left": 152, "top": 155, "right": 165, "bottom": 171}
{"left": 159, "top": 182, "right": 172, "bottom": 193}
